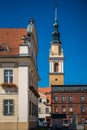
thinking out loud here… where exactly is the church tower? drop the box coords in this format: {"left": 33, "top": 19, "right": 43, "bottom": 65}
{"left": 49, "top": 7, "right": 64, "bottom": 86}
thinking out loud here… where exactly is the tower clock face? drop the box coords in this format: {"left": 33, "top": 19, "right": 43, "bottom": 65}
{"left": 55, "top": 78, "right": 58, "bottom": 81}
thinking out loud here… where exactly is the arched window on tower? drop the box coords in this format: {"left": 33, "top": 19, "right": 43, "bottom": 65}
{"left": 54, "top": 62, "right": 59, "bottom": 72}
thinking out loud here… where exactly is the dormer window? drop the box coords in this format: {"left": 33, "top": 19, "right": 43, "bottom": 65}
{"left": 0, "top": 44, "right": 9, "bottom": 52}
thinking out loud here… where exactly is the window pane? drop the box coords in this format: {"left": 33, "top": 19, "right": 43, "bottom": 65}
{"left": 10, "top": 106, "right": 13, "bottom": 114}
{"left": 9, "top": 76, "right": 13, "bottom": 83}
{"left": 4, "top": 100, "right": 8, "bottom": 104}
{"left": 4, "top": 106, "right": 8, "bottom": 114}
{"left": 9, "top": 100, "right": 13, "bottom": 104}
{"left": 4, "top": 70, "right": 8, "bottom": 75}
{"left": 4, "top": 76, "right": 8, "bottom": 83}
{"left": 9, "top": 70, "right": 13, "bottom": 75}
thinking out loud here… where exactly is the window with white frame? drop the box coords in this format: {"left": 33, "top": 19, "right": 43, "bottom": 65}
{"left": 69, "top": 96, "right": 73, "bottom": 102}
{"left": 62, "top": 106, "right": 66, "bottom": 113}
{"left": 3, "top": 99, "right": 14, "bottom": 115}
{"left": 81, "top": 117, "right": 85, "bottom": 124}
{"left": 69, "top": 106, "right": 73, "bottom": 113}
{"left": 81, "top": 96, "right": 85, "bottom": 102}
{"left": 4, "top": 70, "right": 13, "bottom": 83}
{"left": 55, "top": 106, "right": 58, "bottom": 113}
{"left": 54, "top": 96, "right": 58, "bottom": 102}
{"left": 62, "top": 96, "right": 66, "bottom": 102}
{"left": 81, "top": 106, "right": 85, "bottom": 113}
{"left": 46, "top": 108, "right": 49, "bottom": 114}
{"left": 69, "top": 117, "right": 73, "bottom": 124}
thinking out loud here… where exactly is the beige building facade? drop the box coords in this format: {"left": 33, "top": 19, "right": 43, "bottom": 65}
{"left": 0, "top": 18, "right": 39, "bottom": 130}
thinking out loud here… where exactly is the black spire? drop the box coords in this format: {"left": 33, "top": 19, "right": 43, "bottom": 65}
{"left": 52, "top": 5, "right": 60, "bottom": 43}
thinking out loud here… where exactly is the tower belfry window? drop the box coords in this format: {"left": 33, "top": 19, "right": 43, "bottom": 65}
{"left": 54, "top": 63, "right": 59, "bottom": 72}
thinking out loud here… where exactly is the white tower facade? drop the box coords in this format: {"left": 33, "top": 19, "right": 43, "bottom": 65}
{"left": 49, "top": 7, "right": 64, "bottom": 86}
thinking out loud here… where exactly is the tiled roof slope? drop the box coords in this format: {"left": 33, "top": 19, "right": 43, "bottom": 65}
{"left": 0, "top": 28, "right": 26, "bottom": 56}
{"left": 38, "top": 87, "right": 51, "bottom": 105}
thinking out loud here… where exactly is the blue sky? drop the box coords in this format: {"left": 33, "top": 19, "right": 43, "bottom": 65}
{"left": 0, "top": 0, "right": 87, "bottom": 86}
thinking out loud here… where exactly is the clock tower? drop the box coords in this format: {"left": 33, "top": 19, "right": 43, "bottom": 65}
{"left": 49, "top": 7, "right": 64, "bottom": 86}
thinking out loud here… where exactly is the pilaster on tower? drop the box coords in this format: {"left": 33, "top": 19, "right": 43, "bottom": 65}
{"left": 49, "top": 6, "right": 64, "bottom": 86}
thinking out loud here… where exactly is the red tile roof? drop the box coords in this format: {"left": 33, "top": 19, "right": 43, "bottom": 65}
{"left": 0, "top": 28, "right": 26, "bottom": 56}
{"left": 38, "top": 87, "right": 51, "bottom": 105}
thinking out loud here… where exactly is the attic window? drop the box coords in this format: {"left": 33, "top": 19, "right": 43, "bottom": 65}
{"left": 0, "top": 44, "right": 8, "bottom": 52}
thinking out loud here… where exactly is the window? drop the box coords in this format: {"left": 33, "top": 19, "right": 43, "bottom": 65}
{"left": 54, "top": 106, "right": 58, "bottom": 113}
{"left": 81, "top": 106, "right": 85, "bottom": 113}
{"left": 4, "top": 70, "right": 13, "bottom": 83}
{"left": 62, "top": 106, "right": 66, "bottom": 113}
{"left": 62, "top": 96, "right": 66, "bottom": 102}
{"left": 81, "top": 96, "right": 85, "bottom": 102}
{"left": 3, "top": 99, "right": 14, "bottom": 115}
{"left": 69, "top": 117, "right": 73, "bottom": 124}
{"left": 69, "top": 96, "right": 73, "bottom": 102}
{"left": 54, "top": 96, "right": 58, "bottom": 102}
{"left": 46, "top": 108, "right": 49, "bottom": 114}
{"left": 81, "top": 117, "right": 85, "bottom": 124}
{"left": 38, "top": 108, "right": 41, "bottom": 114}
{"left": 69, "top": 106, "right": 73, "bottom": 113}
{"left": 54, "top": 63, "right": 59, "bottom": 72}
{"left": 32, "top": 103, "right": 34, "bottom": 116}
{"left": 29, "top": 101, "right": 31, "bottom": 115}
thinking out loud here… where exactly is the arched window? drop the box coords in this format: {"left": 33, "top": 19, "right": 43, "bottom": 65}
{"left": 54, "top": 62, "right": 59, "bottom": 72}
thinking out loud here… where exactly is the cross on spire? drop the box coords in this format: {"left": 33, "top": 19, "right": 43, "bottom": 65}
{"left": 51, "top": 0, "right": 61, "bottom": 43}
{"left": 55, "top": 3, "right": 58, "bottom": 23}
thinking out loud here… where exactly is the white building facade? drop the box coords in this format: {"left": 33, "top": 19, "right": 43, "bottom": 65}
{"left": 0, "top": 18, "right": 39, "bottom": 130}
